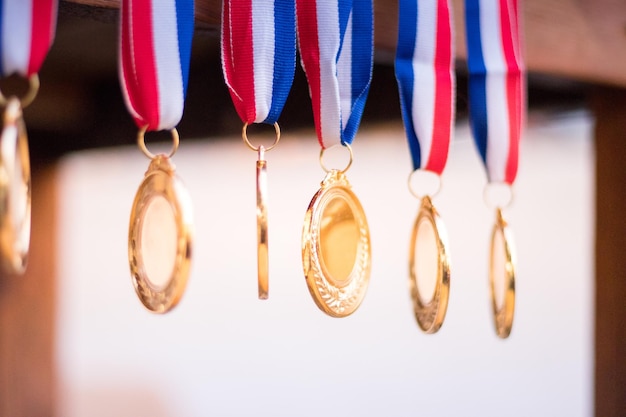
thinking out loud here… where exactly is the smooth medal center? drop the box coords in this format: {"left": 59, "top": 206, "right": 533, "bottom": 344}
{"left": 414, "top": 217, "right": 438, "bottom": 304}
{"left": 491, "top": 228, "right": 507, "bottom": 309}
{"left": 140, "top": 195, "right": 177, "bottom": 289}
{"left": 319, "top": 195, "right": 358, "bottom": 286}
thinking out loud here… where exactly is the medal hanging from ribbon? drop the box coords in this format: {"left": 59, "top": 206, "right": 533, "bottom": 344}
{"left": 395, "top": 0, "right": 455, "bottom": 333}
{"left": 221, "top": 0, "right": 296, "bottom": 300}
{"left": 296, "top": 0, "right": 373, "bottom": 318}
{"left": 0, "top": 0, "right": 58, "bottom": 275}
{"left": 465, "top": 0, "right": 525, "bottom": 338}
{"left": 119, "top": 0, "right": 195, "bottom": 313}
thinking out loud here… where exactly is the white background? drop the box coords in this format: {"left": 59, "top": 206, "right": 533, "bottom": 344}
{"left": 56, "top": 112, "right": 593, "bottom": 417}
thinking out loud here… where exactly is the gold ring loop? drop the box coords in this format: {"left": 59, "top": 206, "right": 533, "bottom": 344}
{"left": 0, "top": 74, "right": 40, "bottom": 109}
{"left": 407, "top": 169, "right": 442, "bottom": 200}
{"left": 483, "top": 182, "right": 514, "bottom": 209}
{"left": 242, "top": 122, "right": 281, "bottom": 152}
{"left": 137, "top": 126, "right": 180, "bottom": 160}
{"left": 319, "top": 143, "right": 353, "bottom": 174}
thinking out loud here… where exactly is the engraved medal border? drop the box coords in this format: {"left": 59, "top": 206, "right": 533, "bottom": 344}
{"left": 490, "top": 208, "right": 516, "bottom": 338}
{"left": 0, "top": 97, "right": 31, "bottom": 275}
{"left": 408, "top": 196, "right": 451, "bottom": 333}
{"left": 302, "top": 170, "right": 371, "bottom": 318}
{"left": 128, "top": 155, "right": 193, "bottom": 313}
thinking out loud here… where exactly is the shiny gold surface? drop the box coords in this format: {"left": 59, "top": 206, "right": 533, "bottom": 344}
{"left": 256, "top": 156, "right": 269, "bottom": 299}
{"left": 490, "top": 208, "right": 516, "bottom": 338}
{"left": 302, "top": 170, "right": 371, "bottom": 317}
{"left": 408, "top": 196, "right": 450, "bottom": 333}
{"left": 128, "top": 155, "right": 193, "bottom": 313}
{"left": 0, "top": 98, "right": 30, "bottom": 275}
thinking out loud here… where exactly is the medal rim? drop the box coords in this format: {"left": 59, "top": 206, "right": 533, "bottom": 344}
{"left": 490, "top": 208, "right": 516, "bottom": 338}
{"left": 0, "top": 97, "right": 31, "bottom": 275}
{"left": 128, "top": 156, "right": 193, "bottom": 313}
{"left": 408, "top": 195, "right": 451, "bottom": 333}
{"left": 302, "top": 170, "right": 371, "bottom": 318}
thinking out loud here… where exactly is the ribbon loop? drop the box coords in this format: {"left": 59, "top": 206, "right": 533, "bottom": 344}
{"left": 0, "top": 0, "right": 58, "bottom": 78}
{"left": 296, "top": 0, "right": 373, "bottom": 148}
{"left": 466, "top": 0, "right": 525, "bottom": 184}
{"left": 221, "top": 0, "right": 296, "bottom": 125}
{"left": 395, "top": 0, "right": 455, "bottom": 175}
{"left": 119, "top": 0, "right": 194, "bottom": 131}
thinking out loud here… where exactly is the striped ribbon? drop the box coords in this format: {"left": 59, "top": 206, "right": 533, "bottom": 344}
{"left": 395, "top": 0, "right": 455, "bottom": 174}
{"left": 221, "top": 0, "right": 296, "bottom": 125}
{"left": 0, "top": 0, "right": 58, "bottom": 78}
{"left": 466, "top": 0, "right": 525, "bottom": 184}
{"left": 119, "top": 0, "right": 194, "bottom": 131}
{"left": 296, "top": 0, "right": 373, "bottom": 148}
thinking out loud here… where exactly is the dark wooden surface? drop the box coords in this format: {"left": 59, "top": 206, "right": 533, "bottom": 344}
{"left": 0, "top": 166, "right": 57, "bottom": 417}
{"left": 593, "top": 87, "right": 626, "bottom": 417}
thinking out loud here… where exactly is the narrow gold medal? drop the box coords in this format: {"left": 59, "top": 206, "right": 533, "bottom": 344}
{"left": 128, "top": 128, "right": 193, "bottom": 313}
{"left": 490, "top": 208, "right": 516, "bottom": 338}
{"left": 302, "top": 145, "right": 371, "bottom": 317}
{"left": 256, "top": 153, "right": 269, "bottom": 299}
{"left": 243, "top": 122, "right": 279, "bottom": 300}
{"left": 408, "top": 195, "right": 451, "bottom": 333}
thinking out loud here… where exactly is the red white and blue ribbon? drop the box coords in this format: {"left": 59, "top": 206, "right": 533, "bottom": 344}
{"left": 0, "top": 0, "right": 58, "bottom": 78}
{"left": 119, "top": 0, "right": 194, "bottom": 131}
{"left": 395, "top": 0, "right": 455, "bottom": 174}
{"left": 221, "top": 0, "right": 296, "bottom": 125}
{"left": 296, "top": 0, "right": 373, "bottom": 148}
{"left": 466, "top": 0, "right": 525, "bottom": 184}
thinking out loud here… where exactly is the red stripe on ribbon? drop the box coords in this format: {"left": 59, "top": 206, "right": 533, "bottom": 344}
{"left": 28, "top": 0, "right": 56, "bottom": 76}
{"left": 499, "top": 0, "right": 521, "bottom": 184}
{"left": 222, "top": 0, "right": 257, "bottom": 122}
{"left": 122, "top": 0, "right": 160, "bottom": 130}
{"left": 295, "top": 0, "right": 323, "bottom": 147}
{"left": 427, "top": 0, "right": 453, "bottom": 173}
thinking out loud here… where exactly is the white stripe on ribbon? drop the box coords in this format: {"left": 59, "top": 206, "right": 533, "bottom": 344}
{"left": 480, "top": 0, "right": 510, "bottom": 182}
{"left": 317, "top": 0, "right": 342, "bottom": 147}
{"left": 1, "top": 1, "right": 32, "bottom": 76}
{"left": 252, "top": 0, "right": 275, "bottom": 122}
{"left": 152, "top": 0, "right": 185, "bottom": 131}
{"left": 412, "top": 2, "right": 437, "bottom": 167}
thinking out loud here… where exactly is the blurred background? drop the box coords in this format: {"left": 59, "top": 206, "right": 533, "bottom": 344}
{"left": 2, "top": 1, "right": 623, "bottom": 416}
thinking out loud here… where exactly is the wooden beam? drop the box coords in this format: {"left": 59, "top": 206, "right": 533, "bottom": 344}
{"left": 63, "top": 0, "right": 626, "bottom": 86}
{"left": 593, "top": 87, "right": 626, "bottom": 417}
{"left": 0, "top": 165, "right": 57, "bottom": 417}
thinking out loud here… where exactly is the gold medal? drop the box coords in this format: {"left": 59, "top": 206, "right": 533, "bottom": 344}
{"left": 408, "top": 195, "right": 451, "bottom": 333}
{"left": 0, "top": 76, "right": 38, "bottom": 275}
{"left": 0, "top": 97, "right": 30, "bottom": 275}
{"left": 128, "top": 128, "right": 193, "bottom": 313}
{"left": 302, "top": 145, "right": 371, "bottom": 317}
{"left": 243, "top": 122, "right": 280, "bottom": 300}
{"left": 490, "top": 208, "right": 516, "bottom": 338}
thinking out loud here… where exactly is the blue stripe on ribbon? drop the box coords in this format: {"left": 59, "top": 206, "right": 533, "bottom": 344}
{"left": 175, "top": 0, "right": 194, "bottom": 98}
{"left": 395, "top": 0, "right": 422, "bottom": 170}
{"left": 265, "top": 0, "right": 296, "bottom": 124}
{"left": 0, "top": 0, "right": 5, "bottom": 77}
{"left": 465, "top": 0, "right": 489, "bottom": 167}
{"left": 341, "top": 0, "right": 372, "bottom": 145}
